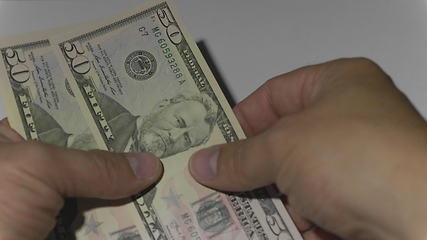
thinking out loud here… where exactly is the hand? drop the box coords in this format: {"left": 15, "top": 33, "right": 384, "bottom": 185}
{"left": 189, "top": 58, "right": 427, "bottom": 240}
{"left": 0, "top": 118, "right": 163, "bottom": 240}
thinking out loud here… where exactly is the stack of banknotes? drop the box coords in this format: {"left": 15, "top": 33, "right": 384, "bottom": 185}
{"left": 0, "top": 1, "right": 303, "bottom": 239}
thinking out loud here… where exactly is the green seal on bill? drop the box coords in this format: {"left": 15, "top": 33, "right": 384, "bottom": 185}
{"left": 124, "top": 50, "right": 157, "bottom": 81}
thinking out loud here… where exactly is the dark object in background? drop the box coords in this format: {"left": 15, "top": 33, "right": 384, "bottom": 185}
{"left": 197, "top": 40, "right": 236, "bottom": 108}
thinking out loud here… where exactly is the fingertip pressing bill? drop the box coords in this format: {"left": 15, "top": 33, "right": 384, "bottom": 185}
{"left": 189, "top": 146, "right": 219, "bottom": 181}
{"left": 126, "top": 152, "right": 163, "bottom": 181}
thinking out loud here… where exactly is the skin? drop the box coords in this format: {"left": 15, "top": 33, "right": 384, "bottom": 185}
{"left": 189, "top": 58, "right": 427, "bottom": 240}
{"left": 1, "top": 57, "right": 425, "bottom": 240}
{"left": 0, "top": 118, "right": 163, "bottom": 240}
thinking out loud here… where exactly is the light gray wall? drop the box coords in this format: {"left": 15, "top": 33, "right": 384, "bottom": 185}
{"left": 0, "top": 0, "right": 426, "bottom": 118}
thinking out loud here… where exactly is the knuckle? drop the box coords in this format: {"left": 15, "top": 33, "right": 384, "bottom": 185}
{"left": 0, "top": 118, "right": 8, "bottom": 126}
{"left": 21, "top": 141, "right": 55, "bottom": 163}
{"left": 338, "top": 57, "right": 376, "bottom": 65}
{"left": 264, "top": 126, "right": 282, "bottom": 151}
{"left": 350, "top": 57, "right": 386, "bottom": 75}
{"left": 91, "top": 152, "right": 116, "bottom": 178}
{"left": 264, "top": 122, "right": 291, "bottom": 159}
{"left": 88, "top": 151, "right": 122, "bottom": 196}
{"left": 227, "top": 142, "right": 253, "bottom": 189}
{"left": 0, "top": 123, "right": 8, "bottom": 133}
{"left": 348, "top": 58, "right": 394, "bottom": 88}
{"left": 349, "top": 57, "right": 377, "bottom": 67}
{"left": 341, "top": 57, "right": 388, "bottom": 79}
{"left": 264, "top": 76, "right": 281, "bottom": 88}
{"left": 315, "top": 57, "right": 393, "bottom": 95}
{"left": 265, "top": 118, "right": 305, "bottom": 179}
{"left": 332, "top": 57, "right": 377, "bottom": 67}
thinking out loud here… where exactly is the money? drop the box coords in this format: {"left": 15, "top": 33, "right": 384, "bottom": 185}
{"left": 0, "top": 29, "right": 98, "bottom": 150}
{"left": 51, "top": 1, "right": 303, "bottom": 239}
{"left": 0, "top": 28, "right": 102, "bottom": 239}
{"left": 0, "top": 0, "right": 303, "bottom": 239}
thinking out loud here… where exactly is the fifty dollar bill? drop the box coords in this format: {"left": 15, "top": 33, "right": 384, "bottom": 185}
{"left": 0, "top": 29, "right": 98, "bottom": 150}
{"left": 51, "top": 1, "right": 302, "bottom": 239}
{"left": 0, "top": 28, "right": 103, "bottom": 239}
{"left": 0, "top": 0, "right": 303, "bottom": 239}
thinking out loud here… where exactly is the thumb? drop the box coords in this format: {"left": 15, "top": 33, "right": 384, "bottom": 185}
{"left": 189, "top": 131, "right": 282, "bottom": 191}
{"left": 19, "top": 142, "right": 163, "bottom": 199}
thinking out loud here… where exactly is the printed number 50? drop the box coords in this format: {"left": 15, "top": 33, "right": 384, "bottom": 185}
{"left": 157, "top": 7, "right": 183, "bottom": 45}
{"left": 63, "top": 42, "right": 91, "bottom": 75}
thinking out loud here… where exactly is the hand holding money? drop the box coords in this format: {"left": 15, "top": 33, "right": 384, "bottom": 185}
{"left": 190, "top": 58, "right": 427, "bottom": 240}
{"left": 0, "top": 118, "right": 162, "bottom": 239}
{"left": 2, "top": 1, "right": 426, "bottom": 239}
{"left": 0, "top": 1, "right": 302, "bottom": 239}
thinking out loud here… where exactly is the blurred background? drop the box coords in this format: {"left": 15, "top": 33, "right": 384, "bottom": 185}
{"left": 0, "top": 0, "right": 426, "bottom": 118}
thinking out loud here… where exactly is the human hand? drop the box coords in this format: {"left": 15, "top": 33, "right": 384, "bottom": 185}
{"left": 189, "top": 58, "right": 427, "bottom": 240}
{"left": 0, "top": 118, "right": 163, "bottom": 240}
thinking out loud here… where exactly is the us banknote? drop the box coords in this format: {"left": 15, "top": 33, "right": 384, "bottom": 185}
{"left": 0, "top": 29, "right": 103, "bottom": 239}
{"left": 0, "top": 30, "right": 98, "bottom": 149}
{"left": 50, "top": 0, "right": 303, "bottom": 239}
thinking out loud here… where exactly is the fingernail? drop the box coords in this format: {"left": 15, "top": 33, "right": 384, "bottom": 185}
{"left": 190, "top": 146, "right": 219, "bottom": 181}
{"left": 127, "top": 153, "right": 161, "bottom": 180}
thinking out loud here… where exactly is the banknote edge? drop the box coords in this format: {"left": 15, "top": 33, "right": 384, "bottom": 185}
{"left": 0, "top": 23, "right": 93, "bottom": 139}
{"left": 0, "top": 54, "right": 26, "bottom": 137}
{"left": 0, "top": 32, "right": 56, "bottom": 138}
{"left": 48, "top": 1, "right": 303, "bottom": 239}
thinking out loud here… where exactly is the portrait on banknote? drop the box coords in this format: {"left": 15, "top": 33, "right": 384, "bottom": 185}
{"left": 54, "top": 8, "right": 229, "bottom": 156}
{"left": 97, "top": 90, "right": 218, "bottom": 157}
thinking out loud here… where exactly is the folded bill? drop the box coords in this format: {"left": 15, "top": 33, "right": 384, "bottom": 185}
{"left": 0, "top": 1, "right": 302, "bottom": 239}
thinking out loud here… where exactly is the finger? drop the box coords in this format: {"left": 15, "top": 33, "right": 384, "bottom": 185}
{"left": 303, "top": 227, "right": 342, "bottom": 240}
{"left": 233, "top": 62, "right": 323, "bottom": 136}
{"left": 0, "top": 135, "right": 12, "bottom": 143}
{"left": 0, "top": 118, "right": 24, "bottom": 142}
{"left": 14, "top": 142, "right": 163, "bottom": 199}
{"left": 0, "top": 118, "right": 10, "bottom": 127}
{"left": 285, "top": 201, "right": 341, "bottom": 240}
{"left": 286, "top": 204, "right": 314, "bottom": 232}
{"left": 233, "top": 58, "right": 383, "bottom": 136}
{"left": 189, "top": 127, "right": 282, "bottom": 191}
